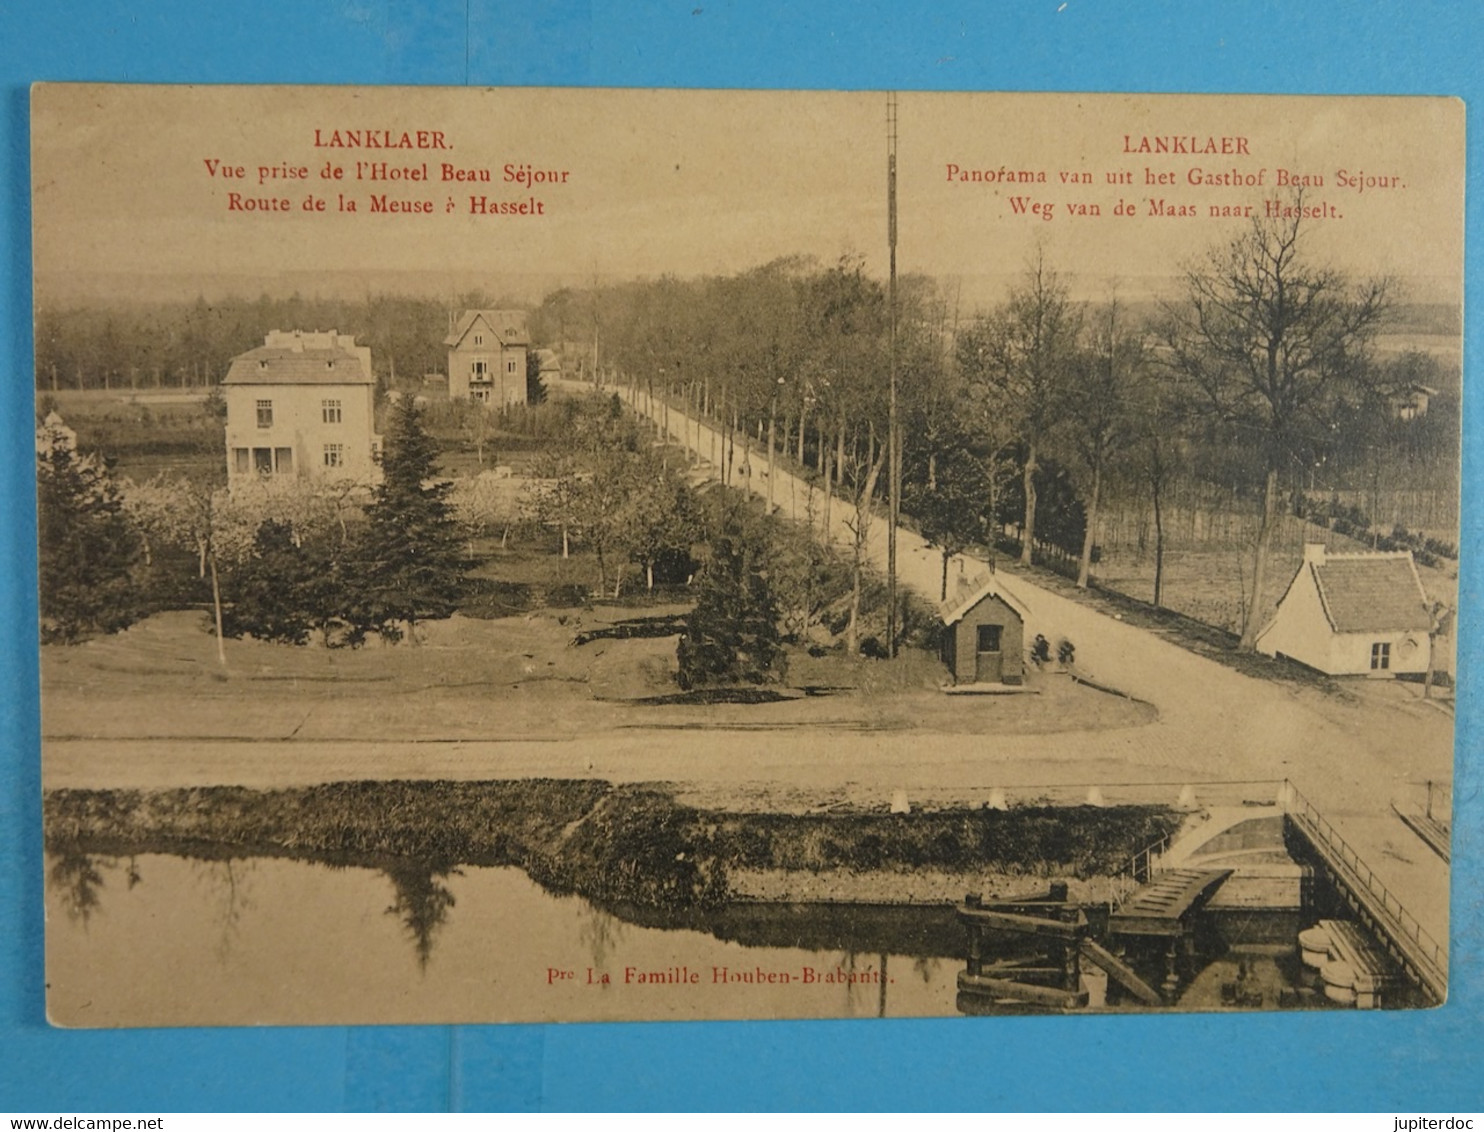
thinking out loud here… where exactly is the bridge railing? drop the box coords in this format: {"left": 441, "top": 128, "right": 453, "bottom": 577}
{"left": 1281, "top": 779, "right": 1448, "bottom": 991}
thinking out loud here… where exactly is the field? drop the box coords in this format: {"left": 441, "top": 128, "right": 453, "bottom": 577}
{"left": 40, "top": 605, "right": 1156, "bottom": 745}
{"left": 43, "top": 388, "right": 223, "bottom": 484}
{"left": 1091, "top": 517, "right": 1458, "bottom": 639}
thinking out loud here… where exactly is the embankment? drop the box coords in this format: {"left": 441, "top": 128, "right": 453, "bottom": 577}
{"left": 44, "top": 779, "right": 1183, "bottom": 910}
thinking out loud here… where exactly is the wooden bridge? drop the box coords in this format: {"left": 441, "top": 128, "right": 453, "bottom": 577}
{"left": 955, "top": 779, "right": 1449, "bottom": 1011}
{"left": 1283, "top": 782, "right": 1448, "bottom": 1005}
{"left": 1107, "top": 868, "right": 1233, "bottom": 938}
{"left": 1104, "top": 867, "right": 1234, "bottom": 998}
{"left": 956, "top": 886, "right": 1169, "bottom": 1011}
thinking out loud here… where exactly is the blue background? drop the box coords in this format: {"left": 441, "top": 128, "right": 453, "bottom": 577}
{"left": 2, "top": 1, "right": 1481, "bottom": 1112}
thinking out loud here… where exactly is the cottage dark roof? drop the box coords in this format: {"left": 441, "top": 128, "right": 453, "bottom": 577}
{"left": 1311, "top": 553, "right": 1432, "bottom": 634}
{"left": 940, "top": 572, "right": 1031, "bottom": 626}
{"left": 444, "top": 309, "right": 530, "bottom": 349}
{"left": 223, "top": 346, "right": 372, "bottom": 387}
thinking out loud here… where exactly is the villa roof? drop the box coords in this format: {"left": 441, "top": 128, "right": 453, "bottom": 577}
{"left": 222, "top": 346, "right": 372, "bottom": 386}
{"left": 444, "top": 309, "right": 530, "bottom": 348}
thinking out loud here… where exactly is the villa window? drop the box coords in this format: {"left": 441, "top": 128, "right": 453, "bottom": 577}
{"left": 256, "top": 399, "right": 273, "bottom": 428}
{"left": 324, "top": 443, "right": 344, "bottom": 468}
{"left": 322, "top": 399, "right": 342, "bottom": 424}
{"left": 248, "top": 447, "right": 291, "bottom": 475}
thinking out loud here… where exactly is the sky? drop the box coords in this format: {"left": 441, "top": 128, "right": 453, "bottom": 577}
{"left": 31, "top": 85, "right": 1465, "bottom": 310}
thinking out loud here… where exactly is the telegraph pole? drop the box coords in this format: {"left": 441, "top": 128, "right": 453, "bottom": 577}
{"left": 886, "top": 91, "right": 900, "bottom": 658}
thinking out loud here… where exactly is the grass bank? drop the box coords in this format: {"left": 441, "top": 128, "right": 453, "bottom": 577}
{"left": 44, "top": 779, "right": 1182, "bottom": 910}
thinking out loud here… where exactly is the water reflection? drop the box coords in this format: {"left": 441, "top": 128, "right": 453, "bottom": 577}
{"left": 189, "top": 858, "right": 257, "bottom": 962}
{"left": 48, "top": 850, "right": 106, "bottom": 924}
{"left": 577, "top": 902, "right": 626, "bottom": 976}
{"left": 46, "top": 841, "right": 966, "bottom": 971}
{"left": 45, "top": 842, "right": 967, "bottom": 1025}
{"left": 381, "top": 859, "right": 461, "bottom": 969}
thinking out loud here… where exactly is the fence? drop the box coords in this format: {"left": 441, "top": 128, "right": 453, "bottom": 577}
{"left": 1280, "top": 780, "right": 1447, "bottom": 1002}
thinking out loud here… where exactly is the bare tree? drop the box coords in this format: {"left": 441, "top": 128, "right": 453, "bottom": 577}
{"left": 1067, "top": 296, "right": 1146, "bottom": 589}
{"left": 1130, "top": 373, "right": 1186, "bottom": 609}
{"left": 958, "top": 249, "right": 1079, "bottom": 567}
{"left": 1168, "top": 193, "right": 1390, "bottom": 647}
{"left": 840, "top": 440, "right": 887, "bottom": 654}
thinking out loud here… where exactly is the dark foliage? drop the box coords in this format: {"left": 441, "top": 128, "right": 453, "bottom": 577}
{"left": 348, "top": 397, "right": 466, "bottom": 641}
{"left": 221, "top": 520, "right": 342, "bottom": 645}
{"left": 676, "top": 521, "right": 786, "bottom": 689}
{"left": 382, "top": 858, "right": 461, "bottom": 969}
{"left": 526, "top": 350, "right": 547, "bottom": 405}
{"left": 903, "top": 439, "right": 989, "bottom": 598}
{"left": 36, "top": 421, "right": 145, "bottom": 643}
{"left": 997, "top": 447, "right": 1087, "bottom": 558}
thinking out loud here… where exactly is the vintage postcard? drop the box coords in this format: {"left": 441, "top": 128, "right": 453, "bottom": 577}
{"left": 32, "top": 84, "right": 1461, "bottom": 1025}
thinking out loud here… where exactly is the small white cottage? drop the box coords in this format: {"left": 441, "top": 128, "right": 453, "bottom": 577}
{"left": 1255, "top": 544, "right": 1436, "bottom": 677}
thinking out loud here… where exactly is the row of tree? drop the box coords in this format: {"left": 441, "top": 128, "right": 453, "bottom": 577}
{"left": 537, "top": 199, "right": 1450, "bottom": 648}
{"left": 33, "top": 290, "right": 524, "bottom": 392}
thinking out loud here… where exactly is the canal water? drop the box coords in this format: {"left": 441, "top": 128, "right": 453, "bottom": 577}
{"left": 44, "top": 852, "right": 964, "bottom": 1027}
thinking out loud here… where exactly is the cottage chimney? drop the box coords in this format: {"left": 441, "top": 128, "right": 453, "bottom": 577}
{"left": 1302, "top": 543, "right": 1327, "bottom": 565}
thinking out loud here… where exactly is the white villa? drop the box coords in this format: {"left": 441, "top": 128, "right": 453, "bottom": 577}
{"left": 222, "top": 330, "right": 382, "bottom": 487}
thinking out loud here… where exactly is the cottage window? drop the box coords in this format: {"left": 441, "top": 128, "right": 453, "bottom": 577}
{"left": 1370, "top": 642, "right": 1391, "bottom": 671}
{"left": 256, "top": 399, "right": 273, "bottom": 428}
{"left": 977, "top": 624, "right": 1003, "bottom": 653}
{"left": 322, "top": 399, "right": 342, "bottom": 424}
{"left": 323, "top": 443, "right": 344, "bottom": 468}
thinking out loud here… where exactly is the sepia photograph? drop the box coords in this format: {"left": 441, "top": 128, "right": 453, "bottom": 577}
{"left": 31, "top": 84, "right": 1462, "bottom": 1026}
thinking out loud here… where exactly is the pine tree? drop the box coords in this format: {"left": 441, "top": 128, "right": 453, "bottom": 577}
{"left": 36, "top": 413, "right": 144, "bottom": 643}
{"left": 676, "top": 522, "right": 785, "bottom": 689}
{"left": 349, "top": 397, "right": 464, "bottom": 642}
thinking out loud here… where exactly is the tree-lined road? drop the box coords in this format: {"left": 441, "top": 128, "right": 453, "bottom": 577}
{"left": 587, "top": 376, "right": 1454, "bottom": 956}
